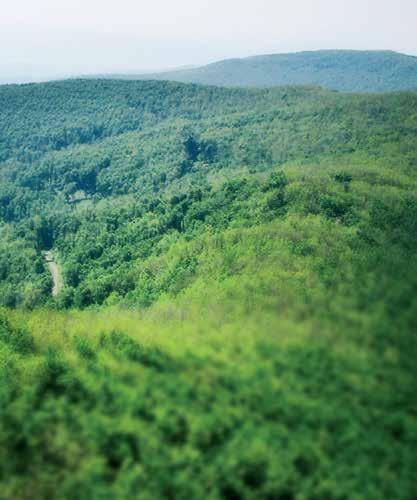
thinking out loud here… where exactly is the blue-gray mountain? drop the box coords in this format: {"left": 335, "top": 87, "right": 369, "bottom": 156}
{"left": 113, "top": 50, "right": 417, "bottom": 92}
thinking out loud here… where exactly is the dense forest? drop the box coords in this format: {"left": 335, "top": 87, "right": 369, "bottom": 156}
{"left": 0, "top": 78, "right": 416, "bottom": 498}
{"left": 110, "top": 50, "right": 417, "bottom": 92}
{"left": 1, "top": 80, "right": 417, "bottom": 308}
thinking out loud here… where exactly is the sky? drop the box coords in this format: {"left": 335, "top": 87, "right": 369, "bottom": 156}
{"left": 1, "top": 0, "right": 416, "bottom": 82}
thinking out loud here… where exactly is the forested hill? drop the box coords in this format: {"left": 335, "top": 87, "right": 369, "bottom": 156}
{"left": 1, "top": 78, "right": 417, "bottom": 308}
{"left": 104, "top": 50, "right": 417, "bottom": 92}
{"left": 1, "top": 78, "right": 417, "bottom": 498}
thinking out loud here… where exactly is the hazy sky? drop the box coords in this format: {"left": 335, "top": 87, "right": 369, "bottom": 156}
{"left": 1, "top": 0, "right": 416, "bottom": 81}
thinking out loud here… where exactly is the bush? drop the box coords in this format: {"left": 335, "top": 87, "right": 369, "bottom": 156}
{"left": 0, "top": 311, "right": 34, "bottom": 355}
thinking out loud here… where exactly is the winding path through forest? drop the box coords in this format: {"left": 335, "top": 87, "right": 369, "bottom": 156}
{"left": 44, "top": 250, "right": 62, "bottom": 297}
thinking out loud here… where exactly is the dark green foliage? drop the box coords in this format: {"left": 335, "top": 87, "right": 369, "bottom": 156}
{"left": 0, "top": 310, "right": 34, "bottom": 354}
{"left": 74, "top": 336, "right": 96, "bottom": 360}
{"left": 100, "top": 331, "right": 174, "bottom": 370}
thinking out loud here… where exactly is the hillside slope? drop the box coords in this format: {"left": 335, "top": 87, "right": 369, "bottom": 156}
{"left": 122, "top": 50, "right": 417, "bottom": 92}
{"left": 1, "top": 79, "right": 417, "bottom": 307}
{"left": 0, "top": 79, "right": 416, "bottom": 498}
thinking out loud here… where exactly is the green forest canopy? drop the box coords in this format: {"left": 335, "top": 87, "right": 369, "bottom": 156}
{"left": 0, "top": 79, "right": 416, "bottom": 498}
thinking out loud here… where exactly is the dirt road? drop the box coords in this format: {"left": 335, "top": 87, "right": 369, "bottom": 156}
{"left": 44, "top": 250, "right": 62, "bottom": 297}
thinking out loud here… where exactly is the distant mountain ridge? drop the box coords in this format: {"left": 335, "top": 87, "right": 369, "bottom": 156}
{"left": 106, "top": 50, "right": 417, "bottom": 92}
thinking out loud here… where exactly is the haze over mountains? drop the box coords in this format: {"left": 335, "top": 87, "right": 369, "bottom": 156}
{"left": 2, "top": 49, "right": 417, "bottom": 92}
{"left": 99, "top": 50, "right": 417, "bottom": 92}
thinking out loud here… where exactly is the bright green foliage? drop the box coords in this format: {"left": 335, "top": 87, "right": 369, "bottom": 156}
{"left": 1, "top": 230, "right": 416, "bottom": 499}
{"left": 0, "top": 79, "right": 416, "bottom": 498}
{"left": 1, "top": 161, "right": 417, "bottom": 497}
